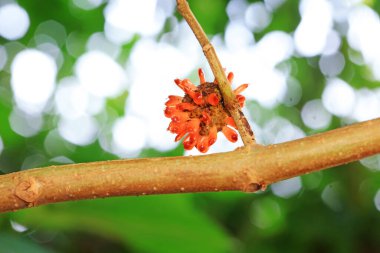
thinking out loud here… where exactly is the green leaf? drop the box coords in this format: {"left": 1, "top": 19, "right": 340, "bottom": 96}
{"left": 12, "top": 195, "right": 232, "bottom": 253}
{"left": 250, "top": 197, "right": 285, "bottom": 236}
{"left": 0, "top": 233, "right": 55, "bottom": 253}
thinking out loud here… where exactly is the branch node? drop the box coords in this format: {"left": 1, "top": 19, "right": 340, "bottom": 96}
{"left": 202, "top": 43, "right": 212, "bottom": 54}
{"left": 14, "top": 177, "right": 41, "bottom": 206}
{"left": 242, "top": 183, "right": 262, "bottom": 192}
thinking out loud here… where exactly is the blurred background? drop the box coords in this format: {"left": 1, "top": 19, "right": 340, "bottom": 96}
{"left": 0, "top": 0, "right": 380, "bottom": 252}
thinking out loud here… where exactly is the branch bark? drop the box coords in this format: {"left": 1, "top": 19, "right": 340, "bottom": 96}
{"left": 1, "top": 118, "right": 380, "bottom": 213}
{"left": 177, "top": 0, "right": 255, "bottom": 146}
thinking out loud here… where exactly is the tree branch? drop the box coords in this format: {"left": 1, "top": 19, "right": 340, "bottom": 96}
{"left": 1, "top": 118, "right": 380, "bottom": 213}
{"left": 176, "top": 0, "right": 255, "bottom": 146}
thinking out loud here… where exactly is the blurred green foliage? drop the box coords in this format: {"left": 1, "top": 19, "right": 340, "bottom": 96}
{"left": 1, "top": 0, "right": 380, "bottom": 253}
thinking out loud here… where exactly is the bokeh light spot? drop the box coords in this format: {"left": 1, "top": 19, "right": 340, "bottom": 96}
{"left": 250, "top": 198, "right": 283, "bottom": 230}
{"left": 350, "top": 89, "right": 380, "bottom": 122}
{"left": 0, "top": 46, "right": 7, "bottom": 70}
{"left": 49, "top": 156, "right": 74, "bottom": 164}
{"left": 37, "top": 42, "right": 64, "bottom": 70}
{"left": 294, "top": 0, "right": 333, "bottom": 56}
{"left": 321, "top": 182, "right": 343, "bottom": 212}
{"left": 58, "top": 116, "right": 98, "bottom": 146}
{"left": 10, "top": 220, "right": 28, "bottom": 233}
{"left": 226, "top": 0, "right": 248, "bottom": 21}
{"left": 301, "top": 99, "right": 332, "bottom": 129}
{"left": 282, "top": 77, "right": 302, "bottom": 106}
{"left": 55, "top": 78, "right": 89, "bottom": 120}
{"left": 322, "top": 78, "right": 355, "bottom": 117}
{"left": 271, "top": 177, "right": 302, "bottom": 198}
{"left": 263, "top": 117, "right": 305, "bottom": 144}
{"left": 225, "top": 21, "right": 254, "bottom": 50}
{"left": 9, "top": 108, "right": 43, "bottom": 137}
{"left": 112, "top": 115, "right": 147, "bottom": 157}
{"left": 347, "top": 6, "right": 380, "bottom": 63}
{"left": 374, "top": 190, "right": 380, "bottom": 212}
{"left": 75, "top": 51, "right": 126, "bottom": 98}
{"left": 73, "top": 0, "right": 104, "bottom": 10}
{"left": 249, "top": 69, "right": 287, "bottom": 108}
{"left": 66, "top": 32, "right": 87, "bottom": 57}
{"left": 264, "top": 0, "right": 285, "bottom": 11}
{"left": 255, "top": 31, "right": 294, "bottom": 67}
{"left": 104, "top": 0, "right": 164, "bottom": 43}
{"left": 35, "top": 20, "right": 67, "bottom": 47}
{"left": 44, "top": 129, "right": 75, "bottom": 156}
{"left": 0, "top": 135, "right": 3, "bottom": 155}
{"left": 0, "top": 3, "right": 30, "bottom": 40}
{"left": 21, "top": 154, "right": 46, "bottom": 170}
{"left": 302, "top": 172, "right": 323, "bottom": 190}
{"left": 11, "top": 49, "right": 57, "bottom": 114}
{"left": 87, "top": 32, "right": 120, "bottom": 58}
{"left": 360, "top": 154, "right": 380, "bottom": 172}
{"left": 319, "top": 52, "right": 345, "bottom": 77}
{"left": 323, "top": 30, "right": 341, "bottom": 55}
{"left": 245, "top": 2, "right": 272, "bottom": 32}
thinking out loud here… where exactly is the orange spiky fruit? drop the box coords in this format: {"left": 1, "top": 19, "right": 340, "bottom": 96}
{"left": 164, "top": 68, "right": 248, "bottom": 153}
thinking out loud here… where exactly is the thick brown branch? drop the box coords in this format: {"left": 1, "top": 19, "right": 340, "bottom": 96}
{"left": 176, "top": 0, "right": 255, "bottom": 146}
{"left": 1, "top": 118, "right": 380, "bottom": 213}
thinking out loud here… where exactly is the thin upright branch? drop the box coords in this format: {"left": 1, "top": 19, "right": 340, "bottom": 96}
{"left": 1, "top": 118, "right": 380, "bottom": 213}
{"left": 176, "top": 0, "right": 255, "bottom": 146}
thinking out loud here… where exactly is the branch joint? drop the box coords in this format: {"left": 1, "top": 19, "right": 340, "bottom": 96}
{"left": 14, "top": 177, "right": 42, "bottom": 207}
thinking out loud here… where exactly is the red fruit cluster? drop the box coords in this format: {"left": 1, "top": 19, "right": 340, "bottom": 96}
{"left": 164, "top": 68, "right": 248, "bottom": 153}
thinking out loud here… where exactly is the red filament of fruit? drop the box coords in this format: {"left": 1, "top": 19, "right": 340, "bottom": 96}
{"left": 164, "top": 68, "right": 249, "bottom": 153}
